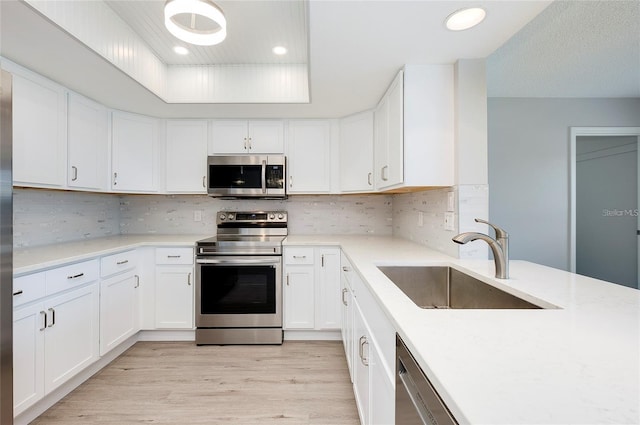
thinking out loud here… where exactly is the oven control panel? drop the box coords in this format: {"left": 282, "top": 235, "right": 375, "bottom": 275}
{"left": 217, "top": 211, "right": 287, "bottom": 224}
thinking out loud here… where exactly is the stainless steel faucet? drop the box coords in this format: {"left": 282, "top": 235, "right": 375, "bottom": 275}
{"left": 452, "top": 218, "right": 509, "bottom": 279}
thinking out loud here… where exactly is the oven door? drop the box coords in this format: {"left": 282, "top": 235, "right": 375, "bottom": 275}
{"left": 196, "top": 256, "right": 282, "bottom": 328}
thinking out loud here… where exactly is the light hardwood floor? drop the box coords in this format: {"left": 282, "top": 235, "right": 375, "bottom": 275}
{"left": 32, "top": 341, "right": 360, "bottom": 425}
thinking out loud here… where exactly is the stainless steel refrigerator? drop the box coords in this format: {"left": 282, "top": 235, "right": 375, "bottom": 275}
{"left": 0, "top": 69, "right": 14, "bottom": 423}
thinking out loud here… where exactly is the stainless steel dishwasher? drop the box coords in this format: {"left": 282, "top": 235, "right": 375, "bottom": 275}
{"left": 396, "top": 335, "right": 458, "bottom": 425}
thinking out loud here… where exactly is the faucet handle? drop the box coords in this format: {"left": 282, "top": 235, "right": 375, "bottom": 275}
{"left": 474, "top": 218, "right": 508, "bottom": 239}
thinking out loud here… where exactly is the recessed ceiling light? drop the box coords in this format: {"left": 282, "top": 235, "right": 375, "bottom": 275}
{"left": 173, "top": 46, "right": 189, "bottom": 55}
{"left": 445, "top": 7, "right": 486, "bottom": 31}
{"left": 164, "top": 0, "right": 227, "bottom": 46}
{"left": 272, "top": 46, "right": 288, "bottom": 56}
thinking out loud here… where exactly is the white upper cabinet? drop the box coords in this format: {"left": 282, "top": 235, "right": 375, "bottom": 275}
{"left": 287, "top": 120, "right": 332, "bottom": 194}
{"left": 11, "top": 68, "right": 66, "bottom": 188}
{"left": 67, "top": 93, "right": 108, "bottom": 191}
{"left": 339, "top": 111, "right": 374, "bottom": 192}
{"left": 374, "top": 65, "right": 454, "bottom": 191}
{"left": 111, "top": 111, "right": 159, "bottom": 192}
{"left": 165, "top": 120, "right": 208, "bottom": 193}
{"left": 210, "top": 120, "right": 284, "bottom": 154}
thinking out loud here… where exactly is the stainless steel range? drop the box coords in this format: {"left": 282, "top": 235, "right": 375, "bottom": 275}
{"left": 195, "top": 211, "right": 287, "bottom": 345}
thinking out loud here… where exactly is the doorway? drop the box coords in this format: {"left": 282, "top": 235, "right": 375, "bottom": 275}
{"left": 570, "top": 127, "right": 640, "bottom": 289}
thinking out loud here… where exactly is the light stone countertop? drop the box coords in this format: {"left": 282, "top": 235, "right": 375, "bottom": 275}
{"left": 285, "top": 235, "right": 640, "bottom": 425}
{"left": 14, "top": 234, "right": 640, "bottom": 424}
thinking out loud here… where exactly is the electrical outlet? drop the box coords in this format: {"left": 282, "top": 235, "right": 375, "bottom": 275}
{"left": 194, "top": 210, "right": 202, "bottom": 222}
{"left": 444, "top": 212, "right": 455, "bottom": 231}
{"left": 447, "top": 192, "right": 455, "bottom": 212}
{"left": 418, "top": 211, "right": 424, "bottom": 227}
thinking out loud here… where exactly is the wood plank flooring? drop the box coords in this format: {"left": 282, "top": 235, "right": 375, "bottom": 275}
{"left": 32, "top": 341, "right": 360, "bottom": 425}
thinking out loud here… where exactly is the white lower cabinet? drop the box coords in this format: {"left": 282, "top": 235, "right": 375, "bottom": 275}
{"left": 100, "top": 271, "right": 139, "bottom": 355}
{"left": 154, "top": 247, "right": 194, "bottom": 329}
{"left": 283, "top": 246, "right": 341, "bottom": 331}
{"left": 13, "top": 303, "right": 45, "bottom": 417}
{"left": 342, "top": 252, "right": 395, "bottom": 425}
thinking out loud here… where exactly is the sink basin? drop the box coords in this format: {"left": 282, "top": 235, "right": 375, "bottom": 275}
{"left": 378, "top": 266, "right": 541, "bottom": 309}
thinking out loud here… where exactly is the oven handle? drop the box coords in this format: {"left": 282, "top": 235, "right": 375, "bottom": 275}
{"left": 196, "top": 258, "right": 280, "bottom": 265}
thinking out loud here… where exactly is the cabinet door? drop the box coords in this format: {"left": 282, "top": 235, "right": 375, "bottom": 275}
{"left": 210, "top": 120, "right": 248, "bottom": 154}
{"left": 165, "top": 120, "right": 208, "bottom": 193}
{"left": 374, "top": 96, "right": 389, "bottom": 190}
{"left": 13, "top": 303, "right": 45, "bottom": 416}
{"left": 12, "top": 73, "right": 66, "bottom": 187}
{"left": 386, "top": 71, "right": 404, "bottom": 187}
{"left": 67, "top": 93, "right": 108, "bottom": 190}
{"left": 370, "top": 343, "right": 395, "bottom": 425}
{"left": 247, "top": 120, "right": 284, "bottom": 153}
{"left": 155, "top": 266, "right": 194, "bottom": 329}
{"left": 287, "top": 120, "right": 331, "bottom": 193}
{"left": 316, "top": 248, "right": 341, "bottom": 330}
{"left": 111, "top": 111, "right": 159, "bottom": 192}
{"left": 283, "top": 266, "right": 315, "bottom": 329}
{"left": 353, "top": 301, "right": 371, "bottom": 425}
{"left": 340, "top": 272, "right": 354, "bottom": 382}
{"left": 100, "top": 272, "right": 139, "bottom": 356}
{"left": 339, "top": 111, "right": 374, "bottom": 192}
{"left": 44, "top": 283, "right": 99, "bottom": 394}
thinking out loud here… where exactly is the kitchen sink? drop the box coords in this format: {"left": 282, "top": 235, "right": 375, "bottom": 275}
{"left": 377, "top": 266, "right": 542, "bottom": 309}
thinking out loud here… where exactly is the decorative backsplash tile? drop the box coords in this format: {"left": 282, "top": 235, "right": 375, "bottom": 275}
{"left": 14, "top": 188, "right": 121, "bottom": 248}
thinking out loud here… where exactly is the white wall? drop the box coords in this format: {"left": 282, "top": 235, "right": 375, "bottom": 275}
{"left": 488, "top": 97, "right": 640, "bottom": 270}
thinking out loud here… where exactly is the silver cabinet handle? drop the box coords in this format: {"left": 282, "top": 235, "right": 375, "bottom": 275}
{"left": 293, "top": 255, "right": 306, "bottom": 259}
{"left": 13, "top": 290, "right": 23, "bottom": 296}
{"left": 113, "top": 172, "right": 118, "bottom": 186}
{"left": 367, "top": 172, "right": 372, "bottom": 186}
{"left": 289, "top": 175, "right": 293, "bottom": 189}
{"left": 67, "top": 273, "right": 84, "bottom": 279}
{"left": 342, "top": 266, "right": 350, "bottom": 272}
{"left": 71, "top": 166, "right": 78, "bottom": 181}
{"left": 187, "top": 272, "right": 192, "bottom": 286}
{"left": 47, "top": 308, "right": 55, "bottom": 327}
{"left": 202, "top": 176, "right": 206, "bottom": 188}
{"left": 244, "top": 137, "right": 248, "bottom": 150}
{"left": 286, "top": 274, "right": 290, "bottom": 286}
{"left": 116, "top": 259, "right": 129, "bottom": 265}
{"left": 167, "top": 255, "right": 181, "bottom": 259}
{"left": 359, "top": 335, "right": 369, "bottom": 366}
{"left": 321, "top": 254, "right": 325, "bottom": 267}
{"left": 248, "top": 137, "right": 252, "bottom": 150}
{"left": 341, "top": 288, "right": 348, "bottom": 306}
{"left": 40, "top": 311, "right": 47, "bottom": 331}
{"left": 134, "top": 274, "right": 140, "bottom": 288}
{"left": 381, "top": 165, "right": 389, "bottom": 181}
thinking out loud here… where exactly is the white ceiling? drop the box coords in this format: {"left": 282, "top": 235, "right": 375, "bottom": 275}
{"left": 7, "top": 0, "right": 632, "bottom": 119}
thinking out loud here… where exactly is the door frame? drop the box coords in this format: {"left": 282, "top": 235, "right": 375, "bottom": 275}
{"left": 569, "top": 126, "right": 640, "bottom": 273}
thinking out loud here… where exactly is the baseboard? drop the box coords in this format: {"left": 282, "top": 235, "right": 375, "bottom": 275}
{"left": 137, "top": 329, "right": 196, "bottom": 342}
{"left": 284, "top": 330, "right": 341, "bottom": 341}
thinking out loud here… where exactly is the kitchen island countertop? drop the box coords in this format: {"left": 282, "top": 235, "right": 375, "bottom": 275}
{"left": 285, "top": 235, "right": 640, "bottom": 425}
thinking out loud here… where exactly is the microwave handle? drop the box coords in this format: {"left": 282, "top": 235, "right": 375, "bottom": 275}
{"left": 261, "top": 160, "right": 267, "bottom": 194}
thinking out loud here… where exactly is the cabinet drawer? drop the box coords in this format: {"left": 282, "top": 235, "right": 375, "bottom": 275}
{"left": 101, "top": 250, "right": 137, "bottom": 277}
{"left": 45, "top": 259, "right": 99, "bottom": 296}
{"left": 284, "top": 247, "right": 315, "bottom": 265}
{"left": 13, "top": 272, "right": 46, "bottom": 307}
{"left": 155, "top": 247, "right": 194, "bottom": 265}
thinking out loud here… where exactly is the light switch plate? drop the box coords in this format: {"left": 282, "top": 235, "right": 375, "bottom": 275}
{"left": 447, "top": 192, "right": 455, "bottom": 212}
{"left": 444, "top": 212, "right": 455, "bottom": 231}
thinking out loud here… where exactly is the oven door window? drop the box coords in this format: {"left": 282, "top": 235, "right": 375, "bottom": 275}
{"left": 201, "top": 265, "right": 276, "bottom": 314}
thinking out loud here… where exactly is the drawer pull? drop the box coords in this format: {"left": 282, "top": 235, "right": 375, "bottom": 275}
{"left": 342, "top": 266, "right": 350, "bottom": 272}
{"left": 167, "top": 255, "right": 181, "bottom": 259}
{"left": 116, "top": 260, "right": 129, "bottom": 265}
{"left": 13, "top": 290, "right": 23, "bottom": 296}
{"left": 293, "top": 255, "right": 306, "bottom": 259}
{"left": 187, "top": 272, "right": 192, "bottom": 286}
{"left": 67, "top": 273, "right": 84, "bottom": 280}
{"left": 48, "top": 308, "right": 56, "bottom": 327}
{"left": 134, "top": 275, "right": 140, "bottom": 288}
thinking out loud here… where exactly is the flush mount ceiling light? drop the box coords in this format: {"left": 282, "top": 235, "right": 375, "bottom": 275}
{"left": 445, "top": 7, "right": 486, "bottom": 31}
{"left": 164, "top": 0, "right": 227, "bottom": 46}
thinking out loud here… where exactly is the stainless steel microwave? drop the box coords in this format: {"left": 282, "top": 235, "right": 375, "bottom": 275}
{"left": 207, "top": 155, "right": 286, "bottom": 198}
